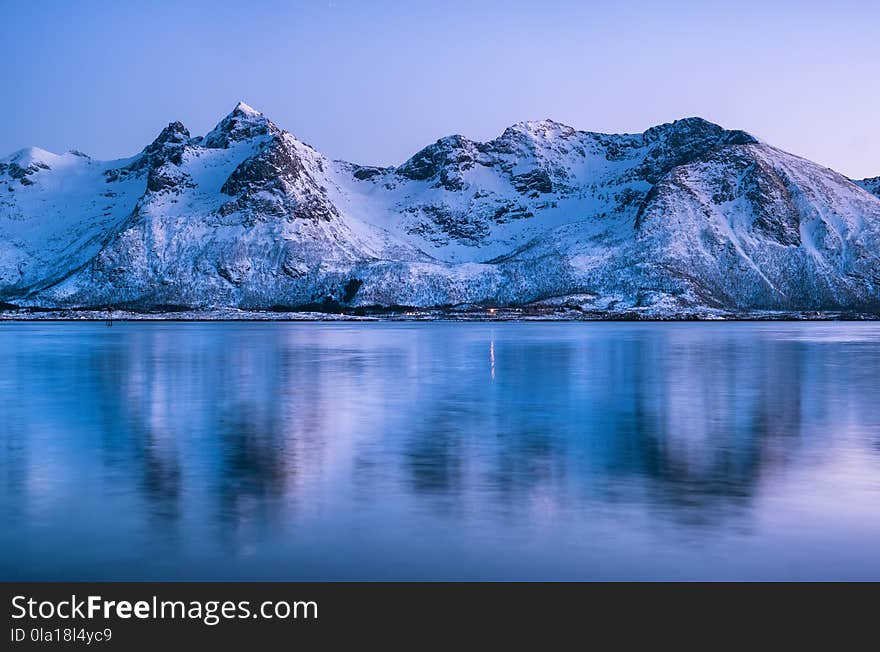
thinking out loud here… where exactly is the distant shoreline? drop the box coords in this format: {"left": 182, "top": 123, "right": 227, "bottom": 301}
{"left": 2, "top": 308, "right": 878, "bottom": 322}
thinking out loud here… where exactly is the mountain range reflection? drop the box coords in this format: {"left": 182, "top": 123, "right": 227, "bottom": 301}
{"left": 2, "top": 322, "right": 879, "bottom": 579}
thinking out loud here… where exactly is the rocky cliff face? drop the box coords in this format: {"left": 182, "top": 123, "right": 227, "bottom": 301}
{"left": 1, "top": 103, "right": 879, "bottom": 315}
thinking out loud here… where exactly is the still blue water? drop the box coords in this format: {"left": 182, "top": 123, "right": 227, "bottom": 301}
{"left": 1, "top": 322, "right": 879, "bottom": 580}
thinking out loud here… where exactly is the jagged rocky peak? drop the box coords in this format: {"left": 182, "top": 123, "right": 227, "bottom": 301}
{"left": 233, "top": 100, "right": 260, "bottom": 115}
{"left": 484, "top": 119, "right": 584, "bottom": 163}
{"left": 209, "top": 106, "right": 339, "bottom": 222}
{"left": 203, "top": 101, "right": 277, "bottom": 148}
{"left": 393, "top": 120, "right": 581, "bottom": 191}
{"left": 396, "top": 134, "right": 478, "bottom": 183}
{"left": 641, "top": 118, "right": 759, "bottom": 161}
{"left": 153, "top": 121, "right": 190, "bottom": 144}
{"left": 497, "top": 119, "right": 579, "bottom": 144}
{"left": 641, "top": 116, "right": 755, "bottom": 146}
{"left": 628, "top": 117, "right": 759, "bottom": 183}
{"left": 141, "top": 121, "right": 190, "bottom": 163}
{"left": 393, "top": 117, "right": 759, "bottom": 189}
{"left": 104, "top": 120, "right": 192, "bottom": 185}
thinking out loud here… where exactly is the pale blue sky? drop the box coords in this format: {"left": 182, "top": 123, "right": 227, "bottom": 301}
{"left": 2, "top": 0, "right": 877, "bottom": 178}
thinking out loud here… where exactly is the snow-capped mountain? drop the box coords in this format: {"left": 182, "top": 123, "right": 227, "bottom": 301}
{"left": 2, "top": 102, "right": 880, "bottom": 315}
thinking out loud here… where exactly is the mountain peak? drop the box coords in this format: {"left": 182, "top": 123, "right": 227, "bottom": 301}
{"left": 395, "top": 134, "right": 478, "bottom": 183}
{"left": 4, "top": 103, "right": 880, "bottom": 316}
{"left": 501, "top": 119, "right": 577, "bottom": 141}
{"left": 2, "top": 146, "right": 58, "bottom": 166}
{"left": 134, "top": 121, "right": 190, "bottom": 164}
{"left": 233, "top": 101, "right": 262, "bottom": 117}
{"left": 510, "top": 118, "right": 571, "bottom": 131}
{"left": 203, "top": 103, "right": 274, "bottom": 149}
{"left": 642, "top": 116, "right": 757, "bottom": 146}
{"left": 152, "top": 121, "right": 190, "bottom": 146}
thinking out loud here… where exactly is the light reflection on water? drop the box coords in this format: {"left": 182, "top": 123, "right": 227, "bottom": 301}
{"left": 1, "top": 321, "right": 879, "bottom": 580}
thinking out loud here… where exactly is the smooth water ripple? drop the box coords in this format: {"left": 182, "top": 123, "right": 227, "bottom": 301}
{"left": 1, "top": 322, "right": 879, "bottom": 580}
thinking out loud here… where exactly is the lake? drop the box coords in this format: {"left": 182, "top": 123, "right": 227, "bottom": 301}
{"left": 1, "top": 321, "right": 879, "bottom": 580}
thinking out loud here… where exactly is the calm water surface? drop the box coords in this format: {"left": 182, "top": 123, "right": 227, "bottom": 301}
{"left": 1, "top": 321, "right": 879, "bottom": 580}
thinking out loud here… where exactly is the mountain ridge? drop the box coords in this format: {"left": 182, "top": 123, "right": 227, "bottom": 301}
{"left": 2, "top": 104, "right": 879, "bottom": 316}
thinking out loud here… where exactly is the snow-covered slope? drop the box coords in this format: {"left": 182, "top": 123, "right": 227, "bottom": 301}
{"left": 629, "top": 146, "right": 880, "bottom": 311}
{"left": 0, "top": 147, "right": 144, "bottom": 295}
{"left": 2, "top": 104, "right": 880, "bottom": 314}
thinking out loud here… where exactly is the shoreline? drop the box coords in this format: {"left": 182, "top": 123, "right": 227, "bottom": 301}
{"left": 2, "top": 307, "right": 879, "bottom": 322}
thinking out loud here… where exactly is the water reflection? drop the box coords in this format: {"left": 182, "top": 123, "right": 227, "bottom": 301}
{"left": 1, "top": 322, "right": 879, "bottom": 580}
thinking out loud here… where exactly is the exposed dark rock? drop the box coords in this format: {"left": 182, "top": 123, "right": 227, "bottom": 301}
{"left": 203, "top": 103, "right": 273, "bottom": 149}
{"left": 511, "top": 168, "right": 552, "bottom": 194}
{"left": 218, "top": 135, "right": 338, "bottom": 222}
{"left": 221, "top": 137, "right": 305, "bottom": 196}
{"left": 147, "top": 163, "right": 195, "bottom": 193}
{"left": 104, "top": 121, "right": 192, "bottom": 188}
{"left": 743, "top": 158, "right": 801, "bottom": 246}
{"left": 396, "top": 135, "right": 475, "bottom": 190}
{"left": 342, "top": 278, "right": 363, "bottom": 303}
{"left": 352, "top": 165, "right": 388, "bottom": 180}
{"left": 0, "top": 161, "right": 49, "bottom": 185}
{"left": 633, "top": 117, "right": 758, "bottom": 184}
{"left": 856, "top": 176, "right": 880, "bottom": 198}
{"left": 492, "top": 202, "right": 534, "bottom": 222}
{"left": 406, "top": 204, "right": 490, "bottom": 243}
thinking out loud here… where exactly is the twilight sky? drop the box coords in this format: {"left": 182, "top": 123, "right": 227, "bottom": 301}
{"left": 1, "top": 0, "right": 877, "bottom": 178}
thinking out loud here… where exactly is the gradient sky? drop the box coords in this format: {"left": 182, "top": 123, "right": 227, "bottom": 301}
{"left": 1, "top": 0, "right": 877, "bottom": 178}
